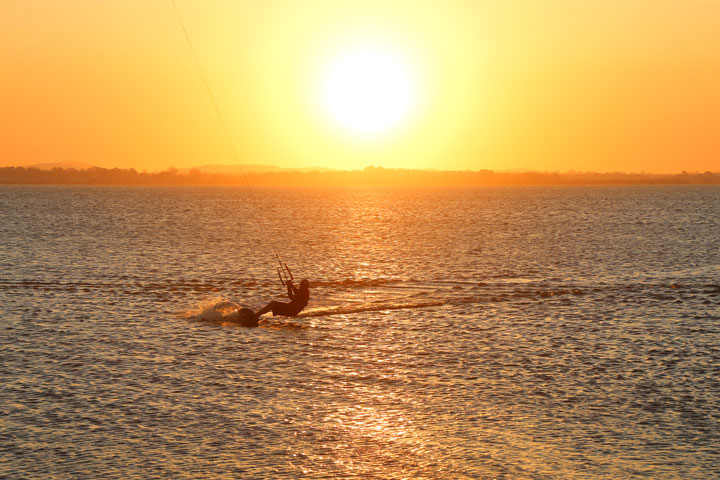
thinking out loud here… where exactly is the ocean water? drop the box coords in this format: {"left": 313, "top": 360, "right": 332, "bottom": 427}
{"left": 1, "top": 185, "right": 718, "bottom": 479}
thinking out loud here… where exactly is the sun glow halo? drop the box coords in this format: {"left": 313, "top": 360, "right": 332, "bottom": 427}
{"left": 320, "top": 45, "right": 417, "bottom": 137}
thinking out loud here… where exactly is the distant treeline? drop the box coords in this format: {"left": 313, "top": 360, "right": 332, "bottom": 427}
{"left": 1, "top": 166, "right": 719, "bottom": 186}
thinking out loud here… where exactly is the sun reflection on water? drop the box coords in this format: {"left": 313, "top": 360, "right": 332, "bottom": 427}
{"left": 292, "top": 400, "right": 438, "bottom": 478}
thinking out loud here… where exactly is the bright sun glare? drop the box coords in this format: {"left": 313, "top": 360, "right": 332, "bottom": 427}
{"left": 320, "top": 45, "right": 416, "bottom": 137}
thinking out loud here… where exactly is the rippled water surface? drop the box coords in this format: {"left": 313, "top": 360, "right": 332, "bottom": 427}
{"left": 1, "top": 185, "right": 719, "bottom": 479}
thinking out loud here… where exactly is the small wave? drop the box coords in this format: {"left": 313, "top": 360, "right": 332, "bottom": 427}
{"left": 451, "top": 288, "right": 585, "bottom": 305}
{"left": 310, "top": 278, "right": 406, "bottom": 288}
{"left": 263, "top": 320, "right": 311, "bottom": 330}
{"left": 531, "top": 289, "right": 585, "bottom": 298}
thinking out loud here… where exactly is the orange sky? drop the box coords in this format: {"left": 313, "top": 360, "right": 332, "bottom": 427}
{"left": 1, "top": 0, "right": 719, "bottom": 173}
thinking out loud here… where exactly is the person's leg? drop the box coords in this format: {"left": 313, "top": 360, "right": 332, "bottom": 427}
{"left": 256, "top": 301, "right": 277, "bottom": 317}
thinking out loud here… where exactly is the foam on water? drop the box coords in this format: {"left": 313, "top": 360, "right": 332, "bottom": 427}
{"left": 182, "top": 297, "right": 261, "bottom": 327}
{"left": 182, "top": 297, "right": 312, "bottom": 329}
{"left": 182, "top": 296, "right": 242, "bottom": 321}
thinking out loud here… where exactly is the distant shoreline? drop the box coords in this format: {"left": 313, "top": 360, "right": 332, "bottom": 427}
{"left": 1, "top": 166, "right": 718, "bottom": 186}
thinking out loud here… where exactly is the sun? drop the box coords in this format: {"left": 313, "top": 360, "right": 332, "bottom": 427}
{"left": 319, "top": 45, "right": 417, "bottom": 137}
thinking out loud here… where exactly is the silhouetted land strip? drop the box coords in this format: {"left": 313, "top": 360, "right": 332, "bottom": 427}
{"left": 1, "top": 166, "right": 719, "bottom": 186}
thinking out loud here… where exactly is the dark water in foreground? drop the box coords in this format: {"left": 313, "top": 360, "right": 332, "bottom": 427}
{"left": 1, "top": 185, "right": 719, "bottom": 479}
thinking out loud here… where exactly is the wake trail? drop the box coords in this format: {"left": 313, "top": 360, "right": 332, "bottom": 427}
{"left": 297, "top": 300, "right": 444, "bottom": 318}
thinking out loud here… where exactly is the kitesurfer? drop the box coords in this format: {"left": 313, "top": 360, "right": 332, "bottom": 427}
{"left": 256, "top": 279, "right": 310, "bottom": 318}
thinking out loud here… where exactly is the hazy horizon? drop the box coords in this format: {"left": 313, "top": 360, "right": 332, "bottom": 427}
{"left": 3, "top": 163, "right": 718, "bottom": 187}
{"left": 2, "top": 160, "right": 718, "bottom": 176}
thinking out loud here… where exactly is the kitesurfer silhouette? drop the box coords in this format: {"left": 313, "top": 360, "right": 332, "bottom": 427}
{"left": 256, "top": 279, "right": 310, "bottom": 318}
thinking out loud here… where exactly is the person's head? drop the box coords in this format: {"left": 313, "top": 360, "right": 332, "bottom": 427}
{"left": 300, "top": 279, "right": 309, "bottom": 290}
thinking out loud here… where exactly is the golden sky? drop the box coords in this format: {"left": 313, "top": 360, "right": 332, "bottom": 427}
{"left": 1, "top": 0, "right": 719, "bottom": 173}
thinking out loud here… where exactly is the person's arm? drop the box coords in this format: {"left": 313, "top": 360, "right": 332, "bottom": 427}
{"left": 286, "top": 280, "right": 297, "bottom": 300}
